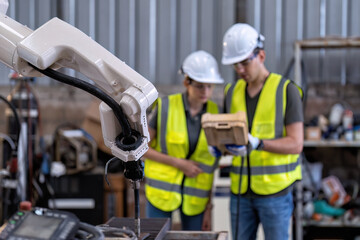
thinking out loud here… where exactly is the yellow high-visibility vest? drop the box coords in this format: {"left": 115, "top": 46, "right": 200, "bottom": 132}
{"left": 145, "top": 93, "right": 219, "bottom": 215}
{"left": 224, "top": 73, "right": 302, "bottom": 195}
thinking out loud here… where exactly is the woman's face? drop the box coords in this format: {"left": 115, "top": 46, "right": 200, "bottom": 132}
{"left": 184, "top": 78, "right": 214, "bottom": 104}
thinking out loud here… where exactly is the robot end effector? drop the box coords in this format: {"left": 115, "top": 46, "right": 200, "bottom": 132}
{"left": 0, "top": 9, "right": 158, "bottom": 168}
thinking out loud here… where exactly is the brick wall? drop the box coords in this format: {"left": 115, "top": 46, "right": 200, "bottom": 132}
{"left": 2, "top": 82, "right": 359, "bottom": 140}
{"left": 0, "top": 85, "right": 93, "bottom": 138}
{"left": 304, "top": 83, "right": 360, "bottom": 124}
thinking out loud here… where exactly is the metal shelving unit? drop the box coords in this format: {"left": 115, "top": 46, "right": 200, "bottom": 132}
{"left": 293, "top": 37, "right": 360, "bottom": 86}
{"left": 293, "top": 37, "right": 360, "bottom": 240}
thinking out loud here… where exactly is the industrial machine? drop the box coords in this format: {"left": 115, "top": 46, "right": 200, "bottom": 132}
{"left": 0, "top": 205, "right": 109, "bottom": 240}
{"left": 0, "top": 0, "right": 158, "bottom": 238}
{"left": 54, "top": 127, "right": 97, "bottom": 175}
{"left": 4, "top": 72, "right": 40, "bottom": 211}
{"left": 0, "top": 207, "right": 81, "bottom": 240}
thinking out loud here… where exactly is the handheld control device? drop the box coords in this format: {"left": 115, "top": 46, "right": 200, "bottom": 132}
{"left": 0, "top": 207, "right": 80, "bottom": 240}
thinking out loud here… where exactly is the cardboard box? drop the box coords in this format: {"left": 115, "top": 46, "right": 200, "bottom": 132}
{"left": 305, "top": 127, "right": 321, "bottom": 140}
{"left": 201, "top": 111, "right": 248, "bottom": 152}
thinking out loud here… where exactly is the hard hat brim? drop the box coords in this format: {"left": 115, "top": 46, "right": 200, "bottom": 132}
{"left": 221, "top": 51, "right": 252, "bottom": 65}
{"left": 190, "top": 76, "right": 224, "bottom": 84}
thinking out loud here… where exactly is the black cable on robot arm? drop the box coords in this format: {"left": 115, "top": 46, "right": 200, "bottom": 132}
{"left": 0, "top": 95, "right": 20, "bottom": 150}
{"left": 29, "top": 65, "right": 132, "bottom": 137}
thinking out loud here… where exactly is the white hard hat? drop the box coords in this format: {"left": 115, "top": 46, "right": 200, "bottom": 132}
{"left": 181, "top": 50, "right": 224, "bottom": 84}
{"left": 221, "top": 23, "right": 265, "bottom": 65}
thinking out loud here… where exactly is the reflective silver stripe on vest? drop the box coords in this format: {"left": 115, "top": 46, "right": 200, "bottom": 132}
{"left": 275, "top": 77, "right": 286, "bottom": 138}
{"left": 146, "top": 178, "right": 181, "bottom": 193}
{"left": 183, "top": 186, "right": 210, "bottom": 198}
{"left": 225, "top": 83, "right": 236, "bottom": 113}
{"left": 146, "top": 178, "right": 210, "bottom": 198}
{"left": 231, "top": 165, "right": 249, "bottom": 175}
{"left": 160, "top": 97, "right": 169, "bottom": 154}
{"left": 198, "top": 157, "right": 220, "bottom": 173}
{"left": 231, "top": 156, "right": 300, "bottom": 175}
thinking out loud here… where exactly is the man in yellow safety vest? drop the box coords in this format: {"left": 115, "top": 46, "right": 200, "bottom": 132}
{"left": 210, "top": 23, "right": 304, "bottom": 240}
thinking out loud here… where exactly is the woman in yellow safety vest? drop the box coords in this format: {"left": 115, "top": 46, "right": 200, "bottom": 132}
{"left": 143, "top": 50, "right": 224, "bottom": 231}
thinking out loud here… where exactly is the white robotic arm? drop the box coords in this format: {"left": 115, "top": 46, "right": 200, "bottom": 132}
{"left": 0, "top": 12, "right": 158, "bottom": 163}
{"left": 0, "top": 3, "right": 157, "bottom": 235}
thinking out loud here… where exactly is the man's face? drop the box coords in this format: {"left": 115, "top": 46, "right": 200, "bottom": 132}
{"left": 233, "top": 50, "right": 262, "bottom": 83}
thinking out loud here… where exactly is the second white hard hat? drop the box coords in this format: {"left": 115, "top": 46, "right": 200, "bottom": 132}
{"left": 221, "top": 23, "right": 265, "bottom": 65}
{"left": 181, "top": 50, "right": 224, "bottom": 84}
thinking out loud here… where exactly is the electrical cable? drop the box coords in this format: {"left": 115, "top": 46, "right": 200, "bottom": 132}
{"left": 29, "top": 65, "right": 132, "bottom": 138}
{"left": 104, "top": 156, "right": 119, "bottom": 193}
{"left": 32, "top": 65, "right": 144, "bottom": 152}
{"left": 75, "top": 221, "right": 105, "bottom": 240}
{"left": 234, "top": 153, "right": 245, "bottom": 240}
{"left": 0, "top": 95, "right": 20, "bottom": 151}
{"left": 96, "top": 224, "right": 137, "bottom": 240}
{"left": 0, "top": 133, "right": 16, "bottom": 151}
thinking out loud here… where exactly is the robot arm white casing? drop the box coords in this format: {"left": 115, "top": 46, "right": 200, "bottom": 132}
{"left": 0, "top": 14, "right": 158, "bottom": 162}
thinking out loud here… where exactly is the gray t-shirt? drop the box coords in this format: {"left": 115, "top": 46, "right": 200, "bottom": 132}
{"left": 148, "top": 93, "right": 207, "bottom": 157}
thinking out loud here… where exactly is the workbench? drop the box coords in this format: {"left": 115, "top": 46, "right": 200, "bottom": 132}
{"left": 104, "top": 217, "right": 229, "bottom": 240}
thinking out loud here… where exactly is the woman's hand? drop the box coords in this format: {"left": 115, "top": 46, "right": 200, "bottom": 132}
{"left": 176, "top": 159, "right": 203, "bottom": 178}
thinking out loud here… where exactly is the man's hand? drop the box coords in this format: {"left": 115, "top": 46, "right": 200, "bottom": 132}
{"left": 208, "top": 146, "right": 222, "bottom": 158}
{"left": 225, "top": 144, "right": 247, "bottom": 156}
{"left": 248, "top": 133, "right": 260, "bottom": 150}
{"left": 225, "top": 133, "right": 261, "bottom": 156}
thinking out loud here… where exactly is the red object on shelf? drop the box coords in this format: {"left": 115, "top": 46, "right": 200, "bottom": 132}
{"left": 19, "top": 201, "right": 32, "bottom": 211}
